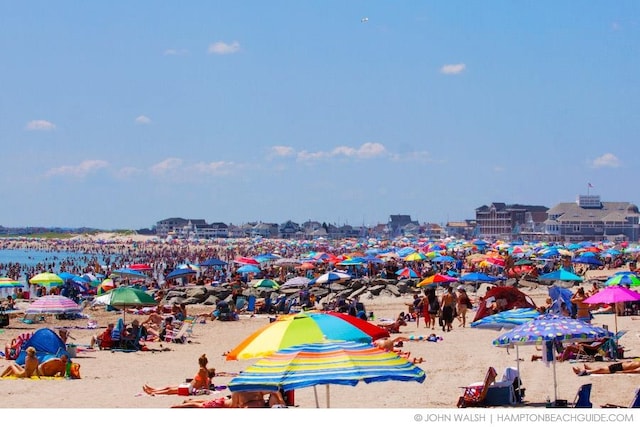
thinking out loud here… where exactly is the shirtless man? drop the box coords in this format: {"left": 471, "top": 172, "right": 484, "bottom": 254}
{"left": 38, "top": 354, "right": 69, "bottom": 377}
{"left": 231, "top": 390, "right": 286, "bottom": 408}
{"left": 573, "top": 360, "right": 640, "bottom": 376}
{"left": 1, "top": 346, "right": 40, "bottom": 378}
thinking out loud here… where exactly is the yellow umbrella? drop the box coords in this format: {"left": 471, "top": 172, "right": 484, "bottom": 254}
{"left": 29, "top": 272, "right": 64, "bottom": 286}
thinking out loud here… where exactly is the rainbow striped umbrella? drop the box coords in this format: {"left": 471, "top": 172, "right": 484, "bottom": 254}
{"left": 0, "top": 277, "right": 23, "bottom": 288}
{"left": 226, "top": 311, "right": 389, "bottom": 361}
{"left": 26, "top": 295, "right": 82, "bottom": 314}
{"left": 228, "top": 340, "right": 426, "bottom": 407}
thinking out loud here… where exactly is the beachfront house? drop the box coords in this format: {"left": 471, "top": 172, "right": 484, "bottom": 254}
{"left": 544, "top": 195, "right": 640, "bottom": 242}
{"left": 475, "top": 203, "right": 548, "bottom": 240}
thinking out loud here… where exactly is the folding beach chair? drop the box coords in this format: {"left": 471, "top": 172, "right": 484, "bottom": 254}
{"left": 571, "top": 383, "right": 592, "bottom": 408}
{"left": 602, "top": 387, "right": 640, "bottom": 408}
{"left": 457, "top": 367, "right": 497, "bottom": 408}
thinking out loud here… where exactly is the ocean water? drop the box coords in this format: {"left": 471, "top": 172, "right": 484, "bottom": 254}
{"left": 0, "top": 248, "right": 103, "bottom": 269}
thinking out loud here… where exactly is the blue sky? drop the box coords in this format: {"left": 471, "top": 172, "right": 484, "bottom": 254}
{"left": 1, "top": 1, "right": 638, "bottom": 230}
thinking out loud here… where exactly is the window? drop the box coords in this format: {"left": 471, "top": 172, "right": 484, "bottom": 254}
{"left": 573, "top": 224, "right": 580, "bottom": 232}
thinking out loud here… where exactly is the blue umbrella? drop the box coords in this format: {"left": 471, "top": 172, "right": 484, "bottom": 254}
{"left": 110, "top": 268, "right": 148, "bottom": 279}
{"left": 572, "top": 256, "right": 603, "bottom": 266}
{"left": 432, "top": 255, "right": 455, "bottom": 263}
{"left": 199, "top": 258, "right": 228, "bottom": 267}
{"left": 459, "top": 272, "right": 500, "bottom": 283}
{"left": 165, "top": 268, "right": 198, "bottom": 280}
{"left": 493, "top": 314, "right": 612, "bottom": 403}
{"left": 237, "top": 264, "right": 261, "bottom": 274}
{"left": 538, "top": 269, "right": 583, "bottom": 283}
{"left": 470, "top": 308, "right": 539, "bottom": 330}
{"left": 308, "top": 271, "right": 351, "bottom": 285}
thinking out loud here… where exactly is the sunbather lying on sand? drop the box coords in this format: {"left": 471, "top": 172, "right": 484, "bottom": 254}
{"left": 573, "top": 360, "right": 640, "bottom": 376}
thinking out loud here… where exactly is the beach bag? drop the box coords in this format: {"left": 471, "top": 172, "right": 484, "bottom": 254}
{"left": 428, "top": 298, "right": 440, "bottom": 315}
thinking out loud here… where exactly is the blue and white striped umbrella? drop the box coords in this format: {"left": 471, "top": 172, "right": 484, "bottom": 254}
{"left": 228, "top": 340, "right": 425, "bottom": 407}
{"left": 308, "top": 271, "right": 351, "bottom": 285}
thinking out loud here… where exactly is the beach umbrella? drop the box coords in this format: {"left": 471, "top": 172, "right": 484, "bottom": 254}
{"left": 432, "top": 255, "right": 455, "bottom": 263}
{"left": 96, "top": 278, "right": 116, "bottom": 295}
{"left": 29, "top": 272, "right": 64, "bottom": 286}
{"left": 572, "top": 256, "right": 603, "bottom": 267}
{"left": 235, "top": 256, "right": 260, "bottom": 265}
{"left": 493, "top": 314, "right": 612, "bottom": 404}
{"left": 26, "top": 295, "right": 82, "bottom": 315}
{"left": 470, "top": 308, "right": 540, "bottom": 330}
{"left": 199, "top": 258, "right": 228, "bottom": 267}
{"left": 416, "top": 274, "right": 458, "bottom": 288}
{"left": 308, "top": 271, "right": 351, "bottom": 285}
{"left": 538, "top": 269, "right": 583, "bottom": 283}
{"left": 110, "top": 268, "right": 148, "bottom": 279}
{"left": 604, "top": 273, "right": 640, "bottom": 287}
{"left": 104, "top": 286, "right": 157, "bottom": 324}
{"left": 228, "top": 340, "right": 426, "bottom": 408}
{"left": 128, "top": 263, "right": 153, "bottom": 271}
{"left": 253, "top": 279, "right": 280, "bottom": 290}
{"left": 281, "top": 276, "right": 311, "bottom": 289}
{"left": 0, "top": 277, "right": 23, "bottom": 289}
{"left": 395, "top": 267, "right": 419, "bottom": 279}
{"left": 583, "top": 286, "right": 640, "bottom": 336}
{"left": 237, "top": 264, "right": 261, "bottom": 274}
{"left": 403, "top": 252, "right": 427, "bottom": 262}
{"left": 458, "top": 272, "right": 500, "bottom": 284}
{"left": 225, "top": 311, "right": 390, "bottom": 361}
{"left": 165, "top": 267, "right": 198, "bottom": 281}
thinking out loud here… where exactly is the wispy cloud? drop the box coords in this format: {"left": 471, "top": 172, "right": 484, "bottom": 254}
{"left": 135, "top": 115, "right": 152, "bottom": 125}
{"left": 297, "top": 142, "right": 388, "bottom": 162}
{"left": 590, "top": 153, "right": 620, "bottom": 168}
{"left": 114, "top": 166, "right": 142, "bottom": 179}
{"left": 269, "top": 146, "right": 296, "bottom": 158}
{"left": 150, "top": 158, "right": 183, "bottom": 174}
{"left": 163, "top": 48, "right": 189, "bottom": 56}
{"left": 26, "top": 120, "right": 56, "bottom": 131}
{"left": 208, "top": 41, "right": 240, "bottom": 55}
{"left": 194, "top": 161, "right": 236, "bottom": 175}
{"left": 45, "top": 160, "right": 109, "bottom": 177}
{"left": 440, "top": 63, "right": 466, "bottom": 75}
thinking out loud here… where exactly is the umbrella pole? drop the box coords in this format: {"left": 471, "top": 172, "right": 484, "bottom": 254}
{"left": 313, "top": 385, "right": 319, "bottom": 408}
{"left": 552, "top": 346, "right": 558, "bottom": 404}
{"left": 326, "top": 384, "right": 330, "bottom": 408}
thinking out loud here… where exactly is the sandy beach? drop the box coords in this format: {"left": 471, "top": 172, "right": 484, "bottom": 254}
{"left": 1, "top": 234, "right": 639, "bottom": 419}
{"left": 1, "top": 282, "right": 638, "bottom": 410}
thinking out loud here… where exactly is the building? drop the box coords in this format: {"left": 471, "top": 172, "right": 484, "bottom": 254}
{"left": 475, "top": 203, "right": 549, "bottom": 240}
{"left": 545, "top": 195, "right": 640, "bottom": 242}
{"left": 155, "top": 218, "right": 228, "bottom": 239}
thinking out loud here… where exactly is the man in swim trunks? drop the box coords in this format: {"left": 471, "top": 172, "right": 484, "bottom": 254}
{"left": 38, "top": 354, "right": 69, "bottom": 377}
{"left": 572, "top": 360, "right": 640, "bottom": 376}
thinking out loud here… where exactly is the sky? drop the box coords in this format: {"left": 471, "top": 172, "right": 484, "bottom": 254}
{"left": 1, "top": 1, "right": 639, "bottom": 230}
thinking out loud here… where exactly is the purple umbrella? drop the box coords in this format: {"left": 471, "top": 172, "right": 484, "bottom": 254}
{"left": 584, "top": 286, "right": 640, "bottom": 335}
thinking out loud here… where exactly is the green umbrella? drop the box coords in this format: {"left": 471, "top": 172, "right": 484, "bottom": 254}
{"left": 253, "top": 279, "right": 280, "bottom": 290}
{"left": 106, "top": 286, "right": 156, "bottom": 324}
{"left": 29, "top": 272, "right": 64, "bottom": 286}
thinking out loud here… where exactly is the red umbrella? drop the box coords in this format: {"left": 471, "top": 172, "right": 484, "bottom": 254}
{"left": 128, "top": 263, "right": 152, "bottom": 271}
{"left": 417, "top": 274, "right": 458, "bottom": 287}
{"left": 235, "top": 256, "right": 260, "bottom": 265}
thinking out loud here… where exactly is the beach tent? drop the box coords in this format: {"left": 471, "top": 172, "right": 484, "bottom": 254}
{"left": 472, "top": 286, "right": 537, "bottom": 323}
{"left": 15, "top": 327, "right": 70, "bottom": 364}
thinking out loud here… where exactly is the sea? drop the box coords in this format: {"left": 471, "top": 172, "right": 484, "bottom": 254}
{"left": 0, "top": 248, "right": 110, "bottom": 294}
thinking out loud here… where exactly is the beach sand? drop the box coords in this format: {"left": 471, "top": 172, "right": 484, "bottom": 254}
{"left": 1, "top": 279, "right": 638, "bottom": 411}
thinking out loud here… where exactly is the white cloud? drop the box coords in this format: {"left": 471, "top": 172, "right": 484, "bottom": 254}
{"left": 208, "top": 41, "right": 240, "bottom": 55}
{"left": 151, "top": 158, "right": 183, "bottom": 174}
{"left": 114, "top": 166, "right": 142, "bottom": 179}
{"left": 440, "top": 63, "right": 466, "bottom": 75}
{"left": 163, "top": 48, "right": 188, "bottom": 56}
{"left": 45, "top": 160, "right": 109, "bottom": 177}
{"left": 135, "top": 115, "right": 152, "bottom": 125}
{"left": 270, "top": 146, "right": 295, "bottom": 157}
{"left": 591, "top": 153, "right": 620, "bottom": 168}
{"left": 26, "top": 120, "right": 56, "bottom": 131}
{"left": 297, "top": 142, "right": 388, "bottom": 162}
{"left": 194, "top": 161, "right": 235, "bottom": 175}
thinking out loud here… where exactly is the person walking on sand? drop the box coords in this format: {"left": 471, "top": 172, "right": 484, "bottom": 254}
{"left": 440, "top": 286, "right": 455, "bottom": 332}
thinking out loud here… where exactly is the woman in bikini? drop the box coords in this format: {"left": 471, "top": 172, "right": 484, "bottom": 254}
{"left": 143, "top": 354, "right": 214, "bottom": 395}
{"left": 1, "top": 346, "right": 40, "bottom": 378}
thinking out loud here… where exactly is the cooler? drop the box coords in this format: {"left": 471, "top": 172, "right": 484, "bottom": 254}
{"left": 178, "top": 384, "right": 191, "bottom": 396}
{"left": 484, "top": 381, "right": 516, "bottom": 406}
